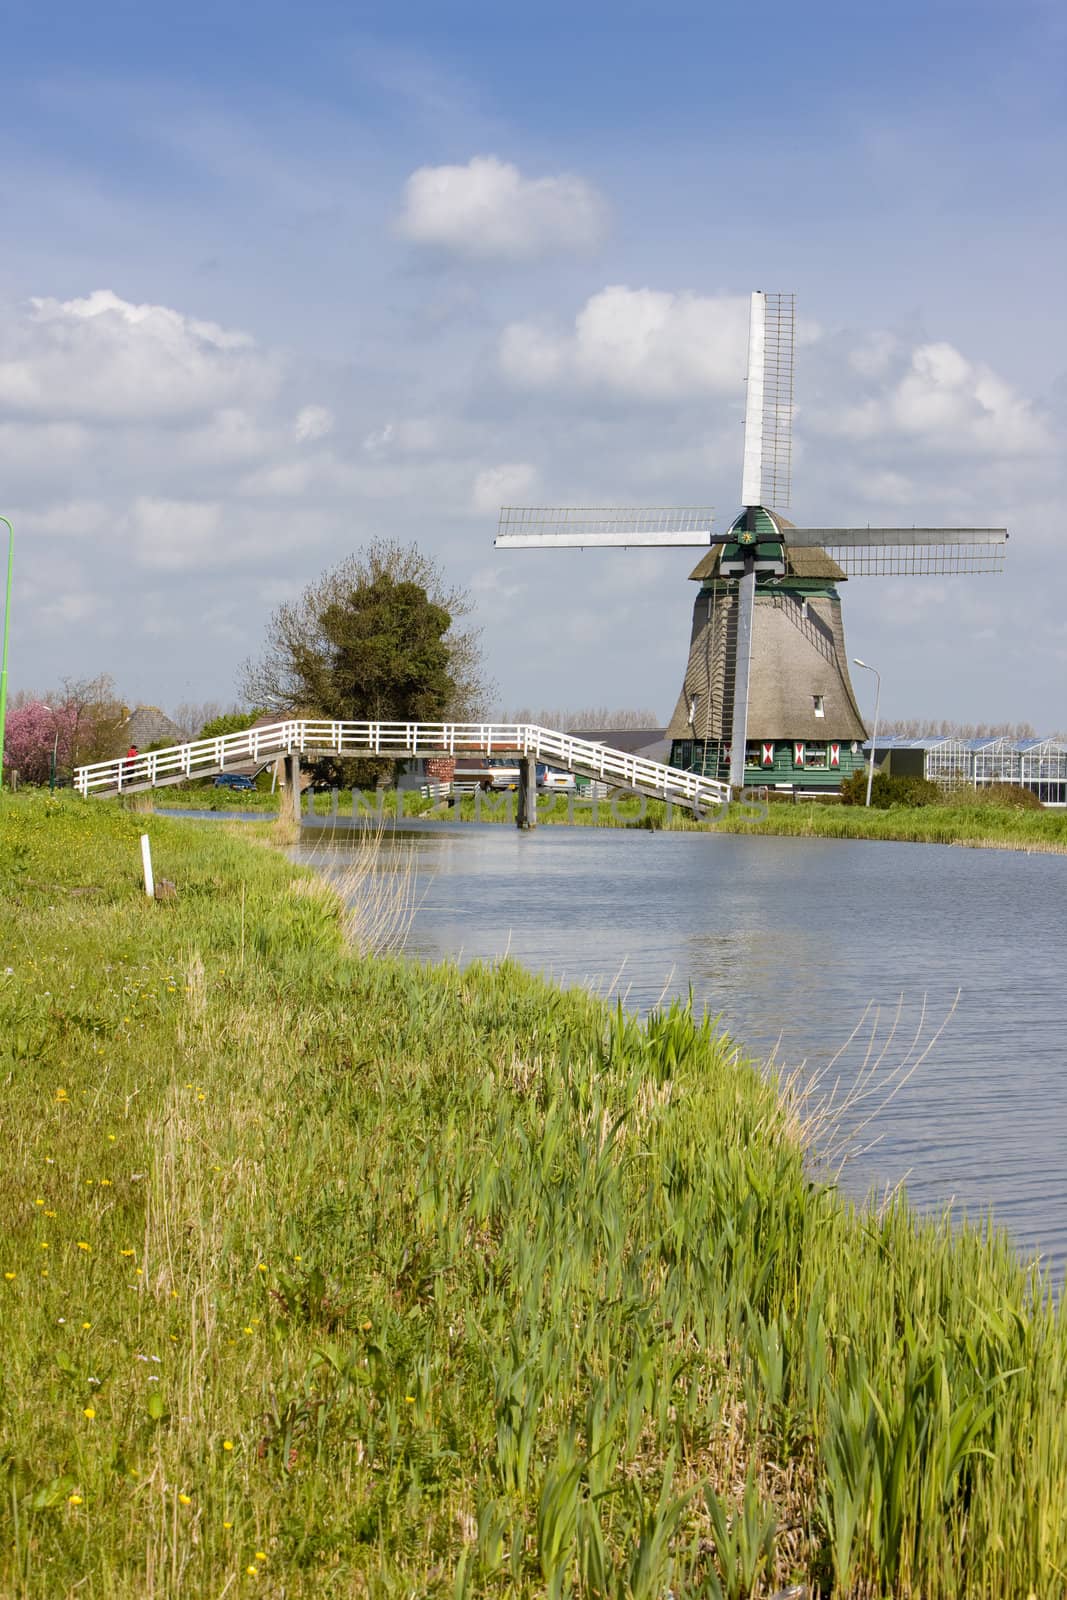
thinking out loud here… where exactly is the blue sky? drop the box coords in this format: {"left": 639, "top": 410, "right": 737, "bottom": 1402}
{"left": 1, "top": 0, "right": 1064, "bottom": 727}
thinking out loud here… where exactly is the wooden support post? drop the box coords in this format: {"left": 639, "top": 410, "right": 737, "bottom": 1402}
{"left": 516, "top": 755, "right": 537, "bottom": 829}
{"left": 284, "top": 752, "right": 301, "bottom": 824}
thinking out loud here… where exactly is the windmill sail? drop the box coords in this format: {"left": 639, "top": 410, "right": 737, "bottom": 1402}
{"left": 732, "top": 290, "right": 796, "bottom": 784}
{"left": 495, "top": 507, "right": 714, "bottom": 548}
{"left": 779, "top": 527, "right": 1007, "bottom": 575}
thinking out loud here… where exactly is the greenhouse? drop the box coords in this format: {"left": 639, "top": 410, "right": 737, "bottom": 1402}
{"left": 867, "top": 736, "right": 1067, "bottom": 806}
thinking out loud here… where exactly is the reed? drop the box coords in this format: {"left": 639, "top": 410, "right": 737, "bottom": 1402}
{"left": 1, "top": 791, "right": 1065, "bottom": 1598}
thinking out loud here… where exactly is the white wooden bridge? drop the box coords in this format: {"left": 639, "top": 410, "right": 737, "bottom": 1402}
{"left": 74, "top": 719, "right": 731, "bottom": 821}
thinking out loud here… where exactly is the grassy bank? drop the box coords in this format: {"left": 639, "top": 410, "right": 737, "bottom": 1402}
{"left": 2, "top": 793, "right": 1066, "bottom": 1597}
{"left": 149, "top": 780, "right": 1067, "bottom": 852}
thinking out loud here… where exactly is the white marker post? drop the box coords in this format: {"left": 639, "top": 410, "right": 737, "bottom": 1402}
{"left": 140, "top": 834, "right": 155, "bottom": 899}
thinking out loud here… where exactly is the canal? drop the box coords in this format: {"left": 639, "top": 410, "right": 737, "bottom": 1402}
{"left": 295, "top": 822, "right": 1067, "bottom": 1279}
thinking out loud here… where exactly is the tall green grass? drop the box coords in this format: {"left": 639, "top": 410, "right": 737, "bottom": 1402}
{"left": 1, "top": 793, "right": 1065, "bottom": 1597}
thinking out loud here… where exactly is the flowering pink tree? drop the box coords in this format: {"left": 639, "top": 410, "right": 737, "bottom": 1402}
{"left": 3, "top": 700, "right": 80, "bottom": 785}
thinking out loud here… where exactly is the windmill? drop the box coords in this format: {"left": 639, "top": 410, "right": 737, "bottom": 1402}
{"left": 494, "top": 291, "right": 1007, "bottom": 791}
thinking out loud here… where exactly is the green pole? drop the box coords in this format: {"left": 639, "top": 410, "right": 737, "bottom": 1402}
{"left": 0, "top": 516, "right": 13, "bottom": 793}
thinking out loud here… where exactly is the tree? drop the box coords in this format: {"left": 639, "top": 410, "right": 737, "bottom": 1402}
{"left": 197, "top": 710, "right": 260, "bottom": 741}
{"left": 240, "top": 540, "right": 490, "bottom": 721}
{"left": 2, "top": 676, "right": 124, "bottom": 784}
{"left": 172, "top": 701, "right": 247, "bottom": 740}
{"left": 317, "top": 575, "right": 455, "bottom": 722}
{"left": 501, "top": 705, "right": 662, "bottom": 731}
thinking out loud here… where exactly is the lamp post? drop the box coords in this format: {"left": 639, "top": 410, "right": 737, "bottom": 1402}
{"left": 40, "top": 704, "right": 61, "bottom": 792}
{"left": 0, "top": 516, "right": 12, "bottom": 792}
{"left": 853, "top": 658, "right": 882, "bottom": 808}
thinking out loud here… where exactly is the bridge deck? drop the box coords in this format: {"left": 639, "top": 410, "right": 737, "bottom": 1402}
{"left": 75, "top": 720, "right": 730, "bottom": 812}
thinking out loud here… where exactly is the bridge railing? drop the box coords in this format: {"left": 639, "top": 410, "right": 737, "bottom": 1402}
{"left": 74, "top": 720, "right": 730, "bottom": 807}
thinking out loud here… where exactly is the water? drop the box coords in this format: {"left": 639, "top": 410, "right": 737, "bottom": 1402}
{"left": 295, "top": 822, "right": 1067, "bottom": 1279}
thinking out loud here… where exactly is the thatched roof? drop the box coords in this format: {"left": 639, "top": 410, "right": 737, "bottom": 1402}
{"left": 666, "top": 588, "right": 867, "bottom": 743}
{"left": 115, "top": 706, "right": 184, "bottom": 750}
{"left": 688, "top": 539, "right": 845, "bottom": 584}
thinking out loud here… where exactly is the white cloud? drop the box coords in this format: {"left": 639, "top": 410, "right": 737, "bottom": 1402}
{"left": 398, "top": 155, "right": 607, "bottom": 260}
{"left": 0, "top": 289, "right": 275, "bottom": 421}
{"left": 293, "top": 404, "right": 334, "bottom": 443}
{"left": 499, "top": 287, "right": 750, "bottom": 399}
{"left": 832, "top": 340, "right": 1051, "bottom": 456}
{"left": 472, "top": 462, "right": 537, "bottom": 512}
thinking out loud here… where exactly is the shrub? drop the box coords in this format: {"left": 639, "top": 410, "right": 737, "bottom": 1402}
{"left": 840, "top": 770, "right": 941, "bottom": 808}
{"left": 941, "top": 781, "right": 1043, "bottom": 811}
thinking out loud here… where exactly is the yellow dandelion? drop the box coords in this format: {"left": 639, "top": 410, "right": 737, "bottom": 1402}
{"left": 55, "top": 1088, "right": 69, "bottom": 1102}
{"left": 45, "top": 1209, "right": 57, "bottom": 1218}
{"left": 40, "top": 1241, "right": 49, "bottom": 1250}
{"left": 81, "top": 1321, "right": 91, "bottom": 1329}
{"left": 404, "top": 1395, "right": 415, "bottom": 1403}
{"left": 178, "top": 1493, "right": 192, "bottom": 1505}
{"left": 99, "top": 1178, "right": 112, "bottom": 1187}
{"left": 242, "top": 1326, "right": 253, "bottom": 1335}
{"left": 255, "top": 1551, "right": 267, "bottom": 1561}
{"left": 197, "top": 1093, "right": 205, "bottom": 1102}
{"left": 135, "top": 1268, "right": 143, "bottom": 1276}
{"left": 107, "top": 1133, "right": 116, "bottom": 1141}
{"left": 68, "top": 1494, "right": 83, "bottom": 1506}
{"left": 222, "top": 1440, "right": 234, "bottom": 1451}
{"left": 223, "top": 1519, "right": 233, "bottom": 1529}
{"left": 77, "top": 1241, "right": 90, "bottom": 1252}
{"left": 41, "top": 1269, "right": 48, "bottom": 1277}
{"left": 256, "top": 1263, "right": 267, "bottom": 1273}
{"left": 170, "top": 1290, "right": 179, "bottom": 1299}
{"left": 246, "top": 1566, "right": 258, "bottom": 1577}
{"left": 34, "top": 1198, "right": 44, "bottom": 1207}
{"left": 4, "top": 1272, "right": 15, "bottom": 1281}
{"left": 83, "top": 1407, "right": 96, "bottom": 1419}
{"left": 120, "top": 1248, "right": 135, "bottom": 1257}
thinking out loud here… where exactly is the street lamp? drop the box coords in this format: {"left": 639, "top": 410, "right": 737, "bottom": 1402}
{"left": 853, "top": 658, "right": 882, "bottom": 808}
{"left": 0, "top": 516, "right": 12, "bottom": 792}
{"left": 40, "top": 704, "right": 61, "bottom": 793}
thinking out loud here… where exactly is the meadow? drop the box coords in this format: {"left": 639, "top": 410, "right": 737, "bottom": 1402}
{"left": 2, "top": 792, "right": 1066, "bottom": 1597}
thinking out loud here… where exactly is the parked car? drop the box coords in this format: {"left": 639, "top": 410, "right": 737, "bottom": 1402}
{"left": 213, "top": 773, "right": 257, "bottom": 790}
{"left": 453, "top": 757, "right": 521, "bottom": 792}
{"left": 536, "top": 763, "right": 576, "bottom": 792}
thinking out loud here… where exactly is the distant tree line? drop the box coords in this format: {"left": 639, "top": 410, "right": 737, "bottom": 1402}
{"left": 500, "top": 706, "right": 662, "bottom": 731}
{"left": 880, "top": 718, "right": 1043, "bottom": 740}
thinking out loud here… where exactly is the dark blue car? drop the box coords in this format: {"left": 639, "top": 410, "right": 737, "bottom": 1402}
{"left": 213, "top": 773, "right": 257, "bottom": 790}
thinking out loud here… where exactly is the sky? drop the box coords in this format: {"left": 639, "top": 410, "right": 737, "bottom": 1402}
{"left": 1, "top": 0, "right": 1065, "bottom": 729}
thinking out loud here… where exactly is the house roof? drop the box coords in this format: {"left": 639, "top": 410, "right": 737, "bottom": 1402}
{"left": 116, "top": 705, "right": 184, "bottom": 749}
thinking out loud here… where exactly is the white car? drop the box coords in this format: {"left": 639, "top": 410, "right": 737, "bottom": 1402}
{"left": 536, "top": 763, "right": 576, "bottom": 792}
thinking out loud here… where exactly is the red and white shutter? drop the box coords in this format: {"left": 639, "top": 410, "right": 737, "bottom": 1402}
{"left": 762, "top": 743, "right": 774, "bottom": 767}
{"left": 794, "top": 742, "right": 805, "bottom": 767}
{"left": 723, "top": 744, "right": 731, "bottom": 765}
{"left": 829, "top": 743, "right": 840, "bottom": 768}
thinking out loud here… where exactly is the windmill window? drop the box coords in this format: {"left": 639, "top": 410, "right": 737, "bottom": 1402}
{"left": 813, "top": 695, "right": 825, "bottom": 718}
{"left": 803, "top": 745, "right": 829, "bottom": 769}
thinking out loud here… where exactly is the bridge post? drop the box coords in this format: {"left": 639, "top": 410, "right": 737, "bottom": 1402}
{"left": 283, "top": 753, "right": 301, "bottom": 825}
{"left": 516, "top": 755, "right": 537, "bottom": 830}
